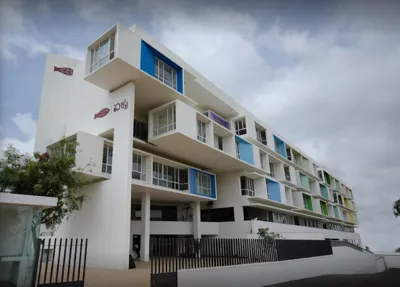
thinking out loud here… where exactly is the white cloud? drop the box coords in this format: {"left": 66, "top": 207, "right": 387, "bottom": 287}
{"left": 148, "top": 5, "right": 400, "bottom": 251}
{"left": 0, "top": 113, "right": 36, "bottom": 154}
{"left": 0, "top": 0, "right": 84, "bottom": 61}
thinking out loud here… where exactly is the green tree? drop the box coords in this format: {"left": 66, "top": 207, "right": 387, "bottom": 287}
{"left": 393, "top": 199, "right": 400, "bottom": 217}
{"left": 394, "top": 247, "right": 400, "bottom": 253}
{"left": 0, "top": 138, "right": 89, "bottom": 228}
{"left": 257, "top": 227, "right": 282, "bottom": 245}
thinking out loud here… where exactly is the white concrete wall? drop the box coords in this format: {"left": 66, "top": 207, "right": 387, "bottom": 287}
{"left": 130, "top": 221, "right": 219, "bottom": 236}
{"left": 222, "top": 134, "right": 235, "bottom": 156}
{"left": 176, "top": 100, "right": 197, "bottom": 139}
{"left": 375, "top": 253, "right": 400, "bottom": 269}
{"left": 35, "top": 54, "right": 83, "bottom": 152}
{"left": 56, "top": 83, "right": 135, "bottom": 270}
{"left": 75, "top": 131, "right": 107, "bottom": 177}
{"left": 178, "top": 246, "right": 383, "bottom": 287}
{"left": 254, "top": 178, "right": 267, "bottom": 198}
{"left": 116, "top": 24, "right": 141, "bottom": 68}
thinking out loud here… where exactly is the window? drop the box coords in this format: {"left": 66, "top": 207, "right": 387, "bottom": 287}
{"left": 269, "top": 163, "right": 275, "bottom": 178}
{"left": 132, "top": 153, "right": 146, "bottom": 181}
{"left": 338, "top": 195, "right": 343, "bottom": 205}
{"left": 102, "top": 144, "right": 113, "bottom": 174}
{"left": 256, "top": 126, "right": 267, "bottom": 145}
{"left": 50, "top": 136, "right": 77, "bottom": 156}
{"left": 197, "top": 120, "right": 206, "bottom": 143}
{"left": 90, "top": 33, "right": 115, "bottom": 73}
{"left": 259, "top": 151, "right": 264, "bottom": 170}
{"left": 134, "top": 120, "right": 148, "bottom": 141}
{"left": 240, "top": 176, "right": 255, "bottom": 196}
{"left": 214, "top": 135, "right": 223, "bottom": 151}
{"left": 196, "top": 172, "right": 211, "bottom": 196}
{"left": 318, "top": 170, "right": 323, "bottom": 181}
{"left": 235, "top": 140, "right": 240, "bottom": 158}
{"left": 284, "top": 165, "right": 291, "bottom": 181}
{"left": 234, "top": 118, "right": 246, "bottom": 135}
{"left": 275, "top": 140, "right": 282, "bottom": 155}
{"left": 303, "top": 194, "right": 312, "bottom": 211}
{"left": 154, "top": 57, "right": 177, "bottom": 89}
{"left": 152, "top": 162, "right": 187, "bottom": 190}
{"left": 286, "top": 147, "right": 292, "bottom": 160}
{"left": 153, "top": 104, "right": 176, "bottom": 136}
{"left": 273, "top": 212, "right": 295, "bottom": 225}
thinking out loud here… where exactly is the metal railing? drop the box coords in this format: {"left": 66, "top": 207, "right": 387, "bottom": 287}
{"left": 150, "top": 238, "right": 278, "bottom": 274}
{"left": 34, "top": 238, "right": 88, "bottom": 287}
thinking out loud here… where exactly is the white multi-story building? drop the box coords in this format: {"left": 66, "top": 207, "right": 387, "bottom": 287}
{"left": 34, "top": 24, "right": 360, "bottom": 270}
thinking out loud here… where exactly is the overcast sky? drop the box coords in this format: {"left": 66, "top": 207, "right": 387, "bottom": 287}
{"left": 1, "top": 0, "right": 399, "bottom": 251}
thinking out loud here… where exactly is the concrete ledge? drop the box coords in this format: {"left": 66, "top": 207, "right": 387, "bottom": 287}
{"left": 0, "top": 193, "right": 57, "bottom": 208}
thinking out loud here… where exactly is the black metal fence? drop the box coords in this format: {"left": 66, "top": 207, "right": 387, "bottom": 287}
{"left": 275, "top": 239, "right": 333, "bottom": 261}
{"left": 34, "top": 238, "right": 88, "bottom": 287}
{"left": 150, "top": 238, "right": 278, "bottom": 275}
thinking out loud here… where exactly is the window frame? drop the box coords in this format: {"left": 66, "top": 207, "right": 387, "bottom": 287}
{"left": 234, "top": 118, "right": 247, "bottom": 135}
{"left": 154, "top": 57, "right": 177, "bottom": 89}
{"left": 214, "top": 134, "right": 223, "bottom": 151}
{"left": 196, "top": 172, "right": 211, "bottom": 196}
{"left": 235, "top": 140, "right": 240, "bottom": 158}
{"left": 284, "top": 165, "right": 291, "bottom": 181}
{"left": 269, "top": 162, "right": 275, "bottom": 178}
{"left": 152, "top": 104, "right": 176, "bottom": 136}
{"left": 197, "top": 120, "right": 206, "bottom": 143}
{"left": 102, "top": 144, "right": 113, "bottom": 174}
{"left": 90, "top": 33, "right": 115, "bottom": 73}
{"left": 240, "top": 176, "right": 255, "bottom": 197}
{"left": 255, "top": 126, "right": 267, "bottom": 145}
{"left": 152, "top": 162, "right": 187, "bottom": 190}
{"left": 132, "top": 153, "right": 146, "bottom": 181}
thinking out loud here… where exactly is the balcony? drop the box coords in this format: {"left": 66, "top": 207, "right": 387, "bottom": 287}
{"left": 47, "top": 131, "right": 112, "bottom": 183}
{"left": 203, "top": 110, "right": 230, "bottom": 130}
{"left": 297, "top": 173, "right": 311, "bottom": 192}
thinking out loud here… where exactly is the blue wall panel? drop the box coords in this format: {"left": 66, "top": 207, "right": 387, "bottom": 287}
{"left": 189, "top": 168, "right": 216, "bottom": 199}
{"left": 266, "top": 179, "right": 281, "bottom": 202}
{"left": 140, "top": 41, "right": 155, "bottom": 76}
{"left": 235, "top": 136, "right": 254, "bottom": 165}
{"left": 140, "top": 40, "right": 183, "bottom": 93}
{"left": 273, "top": 135, "right": 287, "bottom": 158}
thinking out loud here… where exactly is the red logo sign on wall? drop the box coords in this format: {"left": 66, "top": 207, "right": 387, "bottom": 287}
{"left": 54, "top": 66, "right": 73, "bottom": 76}
{"left": 94, "top": 99, "right": 129, "bottom": 120}
{"left": 94, "top": 108, "right": 110, "bottom": 119}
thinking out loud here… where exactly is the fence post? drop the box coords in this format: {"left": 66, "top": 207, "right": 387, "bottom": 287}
{"left": 31, "top": 239, "right": 43, "bottom": 287}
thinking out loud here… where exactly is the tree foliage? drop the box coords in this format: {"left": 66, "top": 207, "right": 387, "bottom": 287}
{"left": 395, "top": 247, "right": 400, "bottom": 253}
{"left": 393, "top": 199, "right": 400, "bottom": 217}
{"left": 257, "top": 227, "right": 283, "bottom": 244}
{"left": 0, "top": 138, "right": 89, "bottom": 229}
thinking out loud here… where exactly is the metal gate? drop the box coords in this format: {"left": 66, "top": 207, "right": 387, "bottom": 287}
{"left": 34, "top": 238, "right": 88, "bottom": 287}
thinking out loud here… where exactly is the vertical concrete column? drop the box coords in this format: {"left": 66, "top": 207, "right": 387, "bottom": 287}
{"left": 192, "top": 201, "right": 201, "bottom": 239}
{"left": 140, "top": 192, "right": 150, "bottom": 261}
{"left": 234, "top": 206, "right": 244, "bottom": 223}
{"left": 107, "top": 82, "right": 135, "bottom": 269}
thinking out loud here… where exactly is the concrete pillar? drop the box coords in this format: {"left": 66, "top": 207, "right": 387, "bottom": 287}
{"left": 192, "top": 201, "right": 201, "bottom": 239}
{"left": 140, "top": 192, "right": 150, "bottom": 261}
{"left": 234, "top": 205, "right": 244, "bottom": 222}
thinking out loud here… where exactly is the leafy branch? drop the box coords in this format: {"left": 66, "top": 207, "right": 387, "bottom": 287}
{"left": 0, "top": 138, "right": 91, "bottom": 229}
